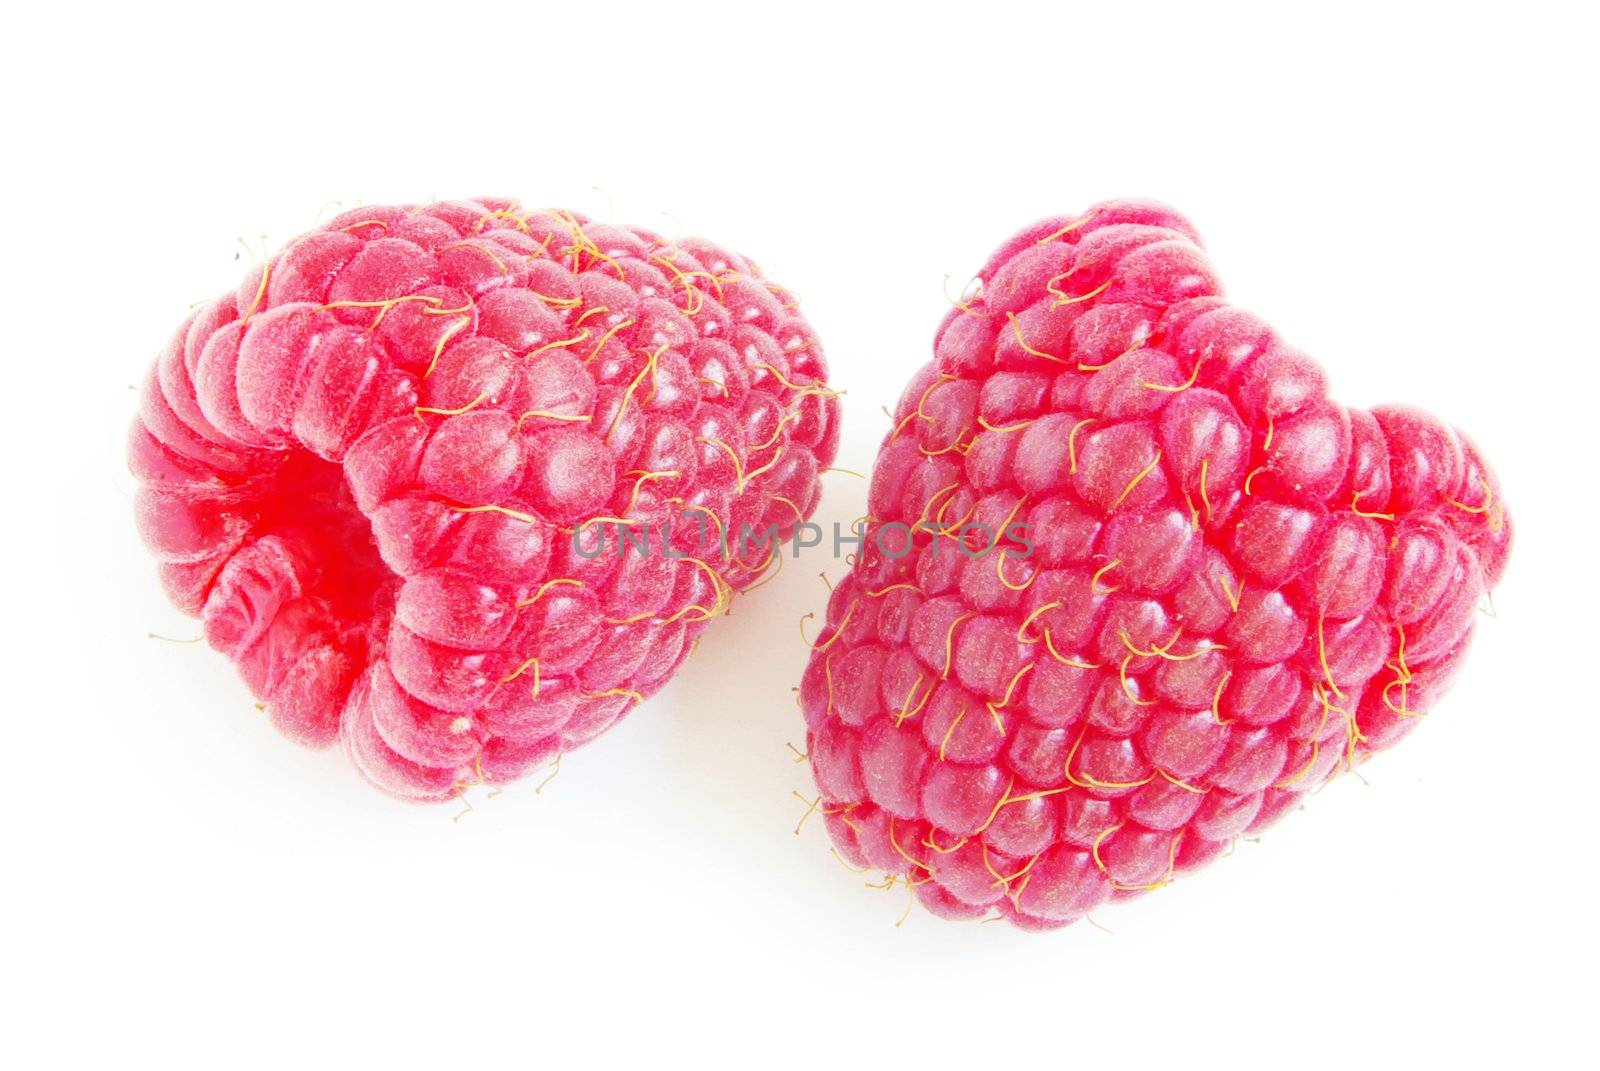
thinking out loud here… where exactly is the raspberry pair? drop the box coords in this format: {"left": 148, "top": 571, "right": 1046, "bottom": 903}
{"left": 131, "top": 197, "right": 1509, "bottom": 929}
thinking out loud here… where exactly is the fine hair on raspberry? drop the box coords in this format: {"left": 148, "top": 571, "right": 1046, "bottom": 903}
{"left": 131, "top": 197, "right": 840, "bottom": 800}
{"left": 798, "top": 200, "right": 1511, "bottom": 930}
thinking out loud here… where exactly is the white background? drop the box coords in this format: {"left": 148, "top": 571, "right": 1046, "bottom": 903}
{"left": 4, "top": 2, "right": 1595, "bottom": 1066}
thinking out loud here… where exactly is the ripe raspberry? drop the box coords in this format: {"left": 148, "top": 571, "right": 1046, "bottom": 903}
{"left": 799, "top": 201, "right": 1510, "bottom": 929}
{"left": 132, "top": 198, "right": 839, "bottom": 800}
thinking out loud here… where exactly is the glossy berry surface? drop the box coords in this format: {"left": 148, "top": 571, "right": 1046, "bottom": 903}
{"left": 799, "top": 201, "right": 1510, "bottom": 929}
{"left": 132, "top": 198, "right": 839, "bottom": 800}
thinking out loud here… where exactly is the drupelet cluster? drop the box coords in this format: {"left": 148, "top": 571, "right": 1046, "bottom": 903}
{"left": 799, "top": 200, "right": 1510, "bottom": 929}
{"left": 132, "top": 198, "right": 839, "bottom": 799}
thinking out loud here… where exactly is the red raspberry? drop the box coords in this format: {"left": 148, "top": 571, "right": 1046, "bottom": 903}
{"left": 799, "top": 201, "right": 1510, "bottom": 929}
{"left": 132, "top": 198, "right": 839, "bottom": 800}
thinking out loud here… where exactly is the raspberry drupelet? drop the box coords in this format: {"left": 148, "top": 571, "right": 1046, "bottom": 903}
{"left": 132, "top": 198, "right": 840, "bottom": 800}
{"left": 799, "top": 201, "right": 1510, "bottom": 929}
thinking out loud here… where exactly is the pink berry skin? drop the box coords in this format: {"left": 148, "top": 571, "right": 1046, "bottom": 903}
{"left": 800, "top": 201, "right": 1510, "bottom": 929}
{"left": 131, "top": 198, "right": 840, "bottom": 800}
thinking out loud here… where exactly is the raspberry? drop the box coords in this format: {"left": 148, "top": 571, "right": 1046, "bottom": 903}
{"left": 798, "top": 201, "right": 1510, "bottom": 929}
{"left": 132, "top": 198, "right": 839, "bottom": 800}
